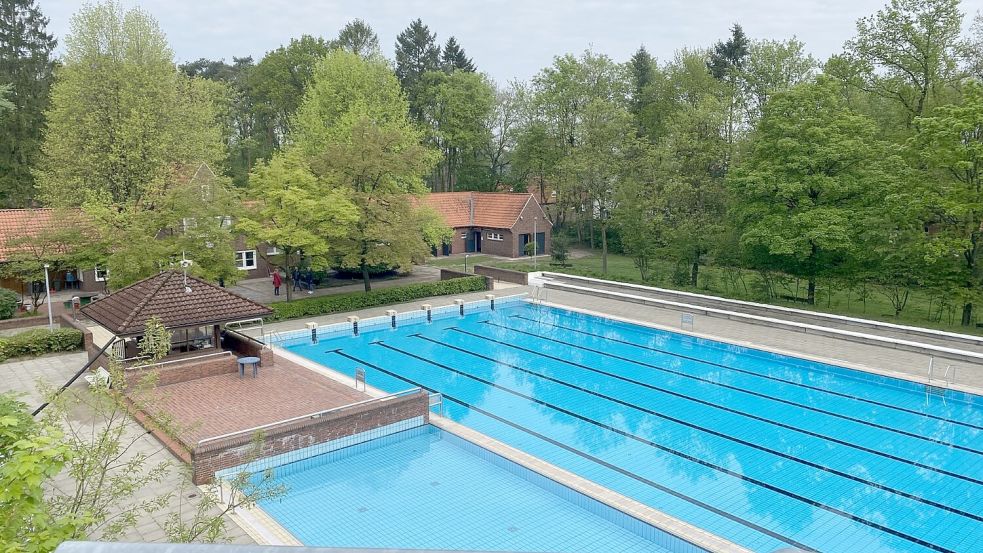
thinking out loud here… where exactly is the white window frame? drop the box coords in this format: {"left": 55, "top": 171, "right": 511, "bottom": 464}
{"left": 216, "top": 215, "right": 232, "bottom": 228}
{"left": 266, "top": 246, "right": 281, "bottom": 256}
{"left": 460, "top": 232, "right": 468, "bottom": 239}
{"left": 94, "top": 266, "right": 108, "bottom": 282}
{"left": 487, "top": 232, "right": 503, "bottom": 241}
{"left": 235, "top": 250, "right": 257, "bottom": 271}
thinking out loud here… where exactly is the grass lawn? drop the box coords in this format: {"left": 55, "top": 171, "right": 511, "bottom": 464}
{"left": 428, "top": 250, "right": 983, "bottom": 336}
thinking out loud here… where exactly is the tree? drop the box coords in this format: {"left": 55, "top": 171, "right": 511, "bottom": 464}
{"left": 420, "top": 70, "right": 495, "bottom": 192}
{"left": 628, "top": 46, "right": 656, "bottom": 120}
{"left": 0, "top": 0, "right": 57, "bottom": 207}
{"left": 911, "top": 82, "right": 983, "bottom": 325}
{"left": 334, "top": 19, "right": 380, "bottom": 59}
{"left": 394, "top": 18, "right": 440, "bottom": 119}
{"left": 250, "top": 35, "right": 332, "bottom": 150}
{"left": 441, "top": 36, "right": 475, "bottom": 72}
{"left": 741, "top": 38, "right": 817, "bottom": 125}
{"left": 0, "top": 82, "right": 12, "bottom": 114}
{"left": 237, "top": 154, "right": 358, "bottom": 301}
{"left": 729, "top": 77, "right": 896, "bottom": 305}
{"left": 845, "top": 0, "right": 963, "bottom": 124}
{"left": 35, "top": 2, "right": 225, "bottom": 208}
{"left": 707, "top": 23, "right": 750, "bottom": 80}
{"left": 287, "top": 51, "right": 439, "bottom": 291}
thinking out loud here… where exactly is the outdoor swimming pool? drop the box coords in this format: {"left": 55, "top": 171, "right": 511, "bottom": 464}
{"left": 280, "top": 300, "right": 983, "bottom": 553}
{"left": 252, "top": 425, "right": 674, "bottom": 552}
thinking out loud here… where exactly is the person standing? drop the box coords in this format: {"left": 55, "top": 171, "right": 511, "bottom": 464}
{"left": 305, "top": 268, "right": 315, "bottom": 294}
{"left": 272, "top": 268, "right": 282, "bottom": 297}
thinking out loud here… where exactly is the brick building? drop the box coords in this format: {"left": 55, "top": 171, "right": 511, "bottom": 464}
{"left": 420, "top": 192, "right": 552, "bottom": 258}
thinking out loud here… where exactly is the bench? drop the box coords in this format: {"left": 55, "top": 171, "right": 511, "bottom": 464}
{"left": 83, "top": 366, "right": 111, "bottom": 388}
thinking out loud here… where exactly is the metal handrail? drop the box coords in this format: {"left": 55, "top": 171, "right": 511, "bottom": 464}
{"left": 32, "top": 338, "right": 116, "bottom": 416}
{"left": 195, "top": 387, "right": 422, "bottom": 448}
{"left": 129, "top": 350, "right": 232, "bottom": 370}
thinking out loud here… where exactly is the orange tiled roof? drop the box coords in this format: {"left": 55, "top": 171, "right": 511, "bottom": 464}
{"left": 0, "top": 208, "right": 59, "bottom": 261}
{"left": 419, "top": 192, "right": 544, "bottom": 229}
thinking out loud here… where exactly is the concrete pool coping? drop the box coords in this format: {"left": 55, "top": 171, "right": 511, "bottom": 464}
{"left": 266, "top": 338, "right": 752, "bottom": 553}
{"left": 534, "top": 294, "right": 983, "bottom": 398}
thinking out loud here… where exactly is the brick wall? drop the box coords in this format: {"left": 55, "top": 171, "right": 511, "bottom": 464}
{"left": 125, "top": 354, "right": 238, "bottom": 388}
{"left": 474, "top": 265, "right": 529, "bottom": 285}
{"left": 223, "top": 330, "right": 273, "bottom": 366}
{"left": 191, "top": 390, "right": 429, "bottom": 483}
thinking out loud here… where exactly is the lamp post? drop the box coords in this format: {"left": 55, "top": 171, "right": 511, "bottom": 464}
{"left": 43, "top": 263, "right": 53, "bottom": 330}
{"left": 533, "top": 217, "right": 538, "bottom": 271}
{"left": 465, "top": 254, "right": 470, "bottom": 273}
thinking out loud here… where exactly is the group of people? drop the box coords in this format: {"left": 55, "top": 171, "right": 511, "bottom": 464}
{"left": 270, "top": 267, "right": 315, "bottom": 296}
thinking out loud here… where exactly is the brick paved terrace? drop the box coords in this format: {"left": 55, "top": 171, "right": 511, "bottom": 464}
{"left": 129, "top": 353, "right": 369, "bottom": 450}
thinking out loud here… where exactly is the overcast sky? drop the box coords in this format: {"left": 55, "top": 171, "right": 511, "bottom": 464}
{"left": 37, "top": 1, "right": 983, "bottom": 84}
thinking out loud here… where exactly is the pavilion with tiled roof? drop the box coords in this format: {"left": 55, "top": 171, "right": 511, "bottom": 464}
{"left": 82, "top": 269, "right": 272, "bottom": 357}
{"left": 418, "top": 192, "right": 551, "bottom": 258}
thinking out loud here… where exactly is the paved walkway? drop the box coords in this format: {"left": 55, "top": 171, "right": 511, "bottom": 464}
{"left": 542, "top": 288, "right": 983, "bottom": 391}
{"left": 0, "top": 352, "right": 255, "bottom": 545}
{"left": 229, "top": 265, "right": 441, "bottom": 304}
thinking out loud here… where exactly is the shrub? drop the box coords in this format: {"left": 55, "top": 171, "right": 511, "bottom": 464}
{"left": 0, "top": 288, "right": 18, "bottom": 320}
{"left": 0, "top": 328, "right": 84, "bottom": 362}
{"left": 270, "top": 276, "right": 488, "bottom": 320}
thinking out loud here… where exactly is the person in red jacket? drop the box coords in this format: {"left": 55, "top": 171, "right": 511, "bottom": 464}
{"left": 272, "top": 267, "right": 282, "bottom": 296}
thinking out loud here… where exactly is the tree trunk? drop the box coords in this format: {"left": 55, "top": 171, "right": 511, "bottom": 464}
{"left": 807, "top": 278, "right": 816, "bottom": 305}
{"left": 690, "top": 261, "right": 699, "bottom": 288}
{"left": 361, "top": 260, "right": 371, "bottom": 292}
{"left": 962, "top": 302, "right": 973, "bottom": 326}
{"left": 601, "top": 221, "right": 608, "bottom": 275}
{"left": 588, "top": 217, "right": 595, "bottom": 250}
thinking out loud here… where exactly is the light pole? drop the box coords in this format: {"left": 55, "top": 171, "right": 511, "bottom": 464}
{"left": 43, "top": 264, "right": 53, "bottom": 330}
{"left": 533, "top": 217, "right": 538, "bottom": 271}
{"left": 465, "top": 254, "right": 470, "bottom": 273}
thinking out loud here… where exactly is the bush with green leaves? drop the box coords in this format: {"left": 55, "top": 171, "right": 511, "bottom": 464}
{"left": 0, "top": 328, "right": 84, "bottom": 362}
{"left": 0, "top": 288, "right": 18, "bottom": 320}
{"left": 269, "top": 276, "right": 488, "bottom": 320}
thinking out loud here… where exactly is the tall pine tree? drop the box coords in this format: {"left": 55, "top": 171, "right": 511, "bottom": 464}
{"left": 0, "top": 0, "right": 56, "bottom": 207}
{"left": 442, "top": 36, "right": 475, "bottom": 72}
{"left": 394, "top": 18, "right": 440, "bottom": 119}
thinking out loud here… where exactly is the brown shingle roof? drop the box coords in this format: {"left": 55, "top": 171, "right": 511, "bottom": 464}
{"left": 419, "top": 192, "right": 546, "bottom": 229}
{"left": 0, "top": 208, "right": 57, "bottom": 260}
{"left": 81, "top": 270, "right": 272, "bottom": 336}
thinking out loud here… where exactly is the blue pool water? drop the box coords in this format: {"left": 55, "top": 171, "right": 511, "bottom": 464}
{"left": 281, "top": 301, "right": 983, "bottom": 553}
{"left": 256, "top": 425, "right": 671, "bottom": 552}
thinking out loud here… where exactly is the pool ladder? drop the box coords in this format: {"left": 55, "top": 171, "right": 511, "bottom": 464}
{"left": 926, "top": 357, "right": 956, "bottom": 402}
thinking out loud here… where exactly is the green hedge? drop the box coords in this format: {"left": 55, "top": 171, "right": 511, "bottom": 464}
{"left": 270, "top": 276, "right": 488, "bottom": 320}
{"left": 0, "top": 288, "right": 18, "bottom": 320}
{"left": 0, "top": 328, "right": 84, "bottom": 363}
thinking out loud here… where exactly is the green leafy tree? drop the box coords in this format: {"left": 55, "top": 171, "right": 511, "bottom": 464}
{"left": 628, "top": 45, "right": 656, "bottom": 121}
{"left": 287, "top": 51, "right": 438, "bottom": 291}
{"left": 334, "top": 19, "right": 380, "bottom": 59}
{"left": 36, "top": 2, "right": 225, "bottom": 207}
{"left": 730, "top": 77, "right": 897, "bottom": 304}
{"left": 394, "top": 18, "right": 440, "bottom": 120}
{"left": 420, "top": 70, "right": 495, "bottom": 192}
{"left": 250, "top": 35, "right": 332, "bottom": 150}
{"left": 441, "top": 36, "right": 475, "bottom": 72}
{"left": 0, "top": 0, "right": 56, "bottom": 207}
{"left": 911, "top": 82, "right": 983, "bottom": 324}
{"left": 741, "top": 38, "right": 817, "bottom": 125}
{"left": 237, "top": 154, "right": 358, "bottom": 301}
{"left": 845, "top": 0, "right": 963, "bottom": 124}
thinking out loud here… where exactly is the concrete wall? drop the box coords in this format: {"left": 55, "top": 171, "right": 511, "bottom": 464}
{"left": 191, "top": 390, "right": 429, "bottom": 483}
{"left": 474, "top": 265, "right": 529, "bottom": 285}
{"left": 439, "top": 269, "right": 494, "bottom": 290}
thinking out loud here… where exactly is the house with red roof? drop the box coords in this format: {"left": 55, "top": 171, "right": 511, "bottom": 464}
{"left": 419, "top": 192, "right": 551, "bottom": 258}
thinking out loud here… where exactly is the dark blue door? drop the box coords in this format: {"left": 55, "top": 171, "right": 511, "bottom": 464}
{"left": 535, "top": 232, "right": 546, "bottom": 256}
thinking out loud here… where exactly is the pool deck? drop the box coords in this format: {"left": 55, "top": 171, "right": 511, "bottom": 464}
{"left": 132, "top": 355, "right": 370, "bottom": 447}
{"left": 537, "top": 287, "right": 983, "bottom": 393}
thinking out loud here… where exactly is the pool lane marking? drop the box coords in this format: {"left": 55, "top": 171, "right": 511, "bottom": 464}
{"left": 326, "top": 348, "right": 818, "bottom": 553}
{"left": 365, "top": 340, "right": 959, "bottom": 553}
{"left": 479, "top": 321, "right": 983, "bottom": 456}
{"left": 513, "top": 313, "right": 983, "bottom": 432}
{"left": 424, "top": 331, "right": 983, "bottom": 487}
{"left": 409, "top": 334, "right": 983, "bottom": 522}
